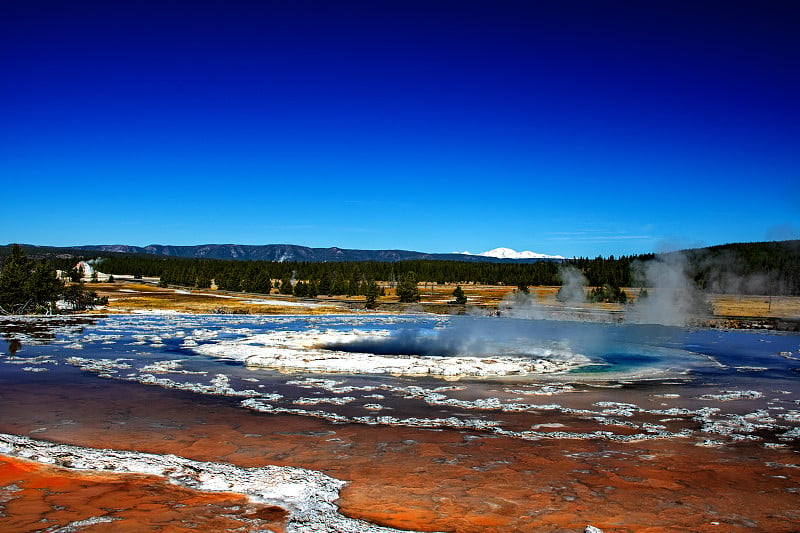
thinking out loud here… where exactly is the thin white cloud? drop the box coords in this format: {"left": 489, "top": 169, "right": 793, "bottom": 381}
{"left": 546, "top": 234, "right": 651, "bottom": 241}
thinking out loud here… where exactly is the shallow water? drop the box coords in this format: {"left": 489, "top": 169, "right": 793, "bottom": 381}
{"left": 3, "top": 313, "right": 799, "bottom": 443}
{"left": 1, "top": 314, "right": 799, "bottom": 532}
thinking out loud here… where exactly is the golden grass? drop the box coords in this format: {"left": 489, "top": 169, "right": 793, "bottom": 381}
{"left": 87, "top": 283, "right": 349, "bottom": 315}
{"left": 83, "top": 281, "right": 800, "bottom": 320}
{"left": 708, "top": 294, "right": 800, "bottom": 318}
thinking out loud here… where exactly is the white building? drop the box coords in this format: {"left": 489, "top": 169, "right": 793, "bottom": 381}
{"left": 57, "top": 261, "right": 112, "bottom": 282}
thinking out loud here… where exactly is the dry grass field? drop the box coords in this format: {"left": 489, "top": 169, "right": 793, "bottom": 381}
{"left": 707, "top": 293, "right": 800, "bottom": 318}
{"left": 87, "top": 282, "right": 348, "bottom": 315}
{"left": 428, "top": 284, "right": 800, "bottom": 319}
{"left": 80, "top": 279, "right": 799, "bottom": 324}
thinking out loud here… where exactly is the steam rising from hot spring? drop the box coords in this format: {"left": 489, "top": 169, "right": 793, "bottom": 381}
{"left": 629, "top": 252, "right": 710, "bottom": 326}
{"left": 318, "top": 316, "right": 700, "bottom": 378}
{"left": 321, "top": 316, "right": 587, "bottom": 363}
{"left": 498, "top": 252, "right": 711, "bottom": 327}
{"left": 323, "top": 328, "right": 464, "bottom": 357}
{"left": 192, "top": 313, "right": 705, "bottom": 378}
{"left": 195, "top": 318, "right": 593, "bottom": 377}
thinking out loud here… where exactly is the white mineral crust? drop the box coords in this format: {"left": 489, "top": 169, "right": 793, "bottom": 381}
{"left": 193, "top": 329, "right": 584, "bottom": 378}
{"left": 0, "top": 433, "right": 411, "bottom": 533}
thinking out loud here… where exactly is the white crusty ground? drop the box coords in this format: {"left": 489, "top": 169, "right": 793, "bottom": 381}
{"left": 193, "top": 329, "right": 587, "bottom": 378}
{"left": 0, "top": 433, "right": 413, "bottom": 533}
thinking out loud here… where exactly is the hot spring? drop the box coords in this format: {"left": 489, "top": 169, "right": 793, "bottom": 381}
{"left": 2, "top": 312, "right": 800, "bottom": 532}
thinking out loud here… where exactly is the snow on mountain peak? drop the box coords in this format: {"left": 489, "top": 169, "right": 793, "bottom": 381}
{"left": 459, "top": 247, "right": 564, "bottom": 260}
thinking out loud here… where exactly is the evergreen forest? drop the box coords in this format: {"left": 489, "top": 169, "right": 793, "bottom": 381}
{"left": 1, "top": 240, "right": 799, "bottom": 303}
{"left": 0, "top": 245, "right": 107, "bottom": 314}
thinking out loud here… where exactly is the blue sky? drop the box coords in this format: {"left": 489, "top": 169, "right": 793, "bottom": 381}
{"left": 2, "top": 1, "right": 798, "bottom": 258}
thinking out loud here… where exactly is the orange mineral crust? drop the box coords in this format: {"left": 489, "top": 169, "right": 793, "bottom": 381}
{"left": 2, "top": 379, "right": 799, "bottom": 532}
{"left": 0, "top": 455, "right": 288, "bottom": 532}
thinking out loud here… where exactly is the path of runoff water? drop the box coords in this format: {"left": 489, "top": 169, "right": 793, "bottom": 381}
{"left": 1, "top": 314, "right": 799, "bottom": 532}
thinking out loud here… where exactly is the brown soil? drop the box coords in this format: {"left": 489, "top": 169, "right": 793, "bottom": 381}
{"left": 0, "top": 455, "right": 288, "bottom": 532}
{"left": 2, "top": 378, "right": 798, "bottom": 532}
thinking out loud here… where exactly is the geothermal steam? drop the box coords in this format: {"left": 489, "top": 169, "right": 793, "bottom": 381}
{"left": 321, "top": 251, "right": 716, "bottom": 366}
{"left": 323, "top": 316, "right": 584, "bottom": 363}
{"left": 556, "top": 264, "right": 588, "bottom": 303}
{"left": 628, "top": 252, "right": 708, "bottom": 326}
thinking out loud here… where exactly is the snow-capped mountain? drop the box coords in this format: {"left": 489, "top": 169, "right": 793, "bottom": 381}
{"left": 460, "top": 247, "right": 565, "bottom": 260}
{"left": 57, "top": 244, "right": 564, "bottom": 263}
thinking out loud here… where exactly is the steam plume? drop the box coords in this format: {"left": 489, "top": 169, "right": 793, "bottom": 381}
{"left": 628, "top": 252, "right": 708, "bottom": 326}
{"left": 556, "top": 265, "right": 587, "bottom": 303}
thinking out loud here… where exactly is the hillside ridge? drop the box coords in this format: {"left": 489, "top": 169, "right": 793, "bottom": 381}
{"left": 68, "top": 243, "right": 561, "bottom": 263}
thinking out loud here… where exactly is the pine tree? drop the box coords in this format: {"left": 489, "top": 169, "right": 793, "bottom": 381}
{"left": 452, "top": 285, "right": 467, "bottom": 304}
{"left": 280, "top": 277, "right": 294, "bottom": 295}
{"left": 307, "top": 280, "right": 318, "bottom": 298}
{"left": 317, "top": 276, "right": 330, "bottom": 296}
{"left": 70, "top": 265, "right": 83, "bottom": 282}
{"left": 345, "top": 278, "right": 357, "bottom": 297}
{"left": 251, "top": 273, "right": 272, "bottom": 294}
{"left": 347, "top": 271, "right": 361, "bottom": 297}
{"left": 62, "top": 282, "right": 106, "bottom": 311}
{"left": 331, "top": 275, "right": 346, "bottom": 296}
{"left": 0, "top": 245, "right": 64, "bottom": 314}
{"left": 0, "top": 244, "right": 34, "bottom": 311}
{"left": 364, "top": 279, "right": 380, "bottom": 309}
{"left": 195, "top": 273, "right": 211, "bottom": 289}
{"left": 397, "top": 272, "right": 420, "bottom": 303}
{"left": 293, "top": 281, "right": 307, "bottom": 297}
{"left": 27, "top": 261, "right": 64, "bottom": 312}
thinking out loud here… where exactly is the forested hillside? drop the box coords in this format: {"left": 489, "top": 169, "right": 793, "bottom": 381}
{"left": 683, "top": 240, "right": 800, "bottom": 295}
{"left": 3, "top": 240, "right": 799, "bottom": 296}
{"left": 69, "top": 243, "right": 548, "bottom": 263}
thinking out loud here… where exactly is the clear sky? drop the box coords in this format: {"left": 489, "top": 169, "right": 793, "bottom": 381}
{"left": 2, "top": 0, "right": 798, "bottom": 258}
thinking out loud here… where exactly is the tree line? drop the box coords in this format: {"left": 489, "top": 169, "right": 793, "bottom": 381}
{"left": 95, "top": 255, "right": 624, "bottom": 290}
{"left": 0, "top": 245, "right": 107, "bottom": 314}
{"left": 96, "top": 255, "right": 571, "bottom": 293}
{"left": 684, "top": 241, "right": 800, "bottom": 295}
{"left": 3, "top": 240, "right": 799, "bottom": 304}
{"left": 87, "top": 240, "right": 800, "bottom": 296}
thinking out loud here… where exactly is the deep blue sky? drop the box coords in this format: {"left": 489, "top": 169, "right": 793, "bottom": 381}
{"left": 2, "top": 1, "right": 798, "bottom": 257}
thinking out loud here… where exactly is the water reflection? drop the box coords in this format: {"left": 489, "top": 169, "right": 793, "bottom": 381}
{"left": 6, "top": 338, "right": 21, "bottom": 355}
{"left": 0, "top": 316, "right": 94, "bottom": 348}
{"left": 1, "top": 313, "right": 799, "bottom": 533}
{"left": 1, "top": 314, "right": 799, "bottom": 447}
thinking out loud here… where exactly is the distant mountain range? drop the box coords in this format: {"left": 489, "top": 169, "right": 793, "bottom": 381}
{"left": 457, "top": 247, "right": 565, "bottom": 260}
{"left": 68, "top": 244, "right": 564, "bottom": 263}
